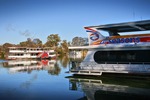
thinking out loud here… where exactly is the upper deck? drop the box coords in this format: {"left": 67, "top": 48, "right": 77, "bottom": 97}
{"left": 8, "top": 47, "right": 55, "bottom": 53}
{"left": 69, "top": 20, "right": 150, "bottom": 51}
{"left": 85, "top": 20, "right": 150, "bottom": 36}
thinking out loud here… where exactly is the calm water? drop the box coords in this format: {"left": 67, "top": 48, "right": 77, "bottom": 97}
{"left": 0, "top": 58, "right": 150, "bottom": 100}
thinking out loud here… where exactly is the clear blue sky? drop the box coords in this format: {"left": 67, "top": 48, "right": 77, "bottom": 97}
{"left": 0, "top": 0, "right": 150, "bottom": 45}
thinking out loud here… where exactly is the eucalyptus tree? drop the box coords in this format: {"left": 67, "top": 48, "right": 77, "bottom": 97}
{"left": 71, "top": 37, "right": 88, "bottom": 46}
{"left": 61, "top": 40, "right": 68, "bottom": 54}
{"left": 45, "top": 34, "right": 61, "bottom": 47}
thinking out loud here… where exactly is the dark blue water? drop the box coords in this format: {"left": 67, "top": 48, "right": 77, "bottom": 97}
{"left": 0, "top": 59, "right": 150, "bottom": 100}
{"left": 0, "top": 59, "right": 84, "bottom": 100}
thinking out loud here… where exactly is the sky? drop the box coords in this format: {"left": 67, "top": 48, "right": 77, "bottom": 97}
{"left": 0, "top": 0, "right": 150, "bottom": 45}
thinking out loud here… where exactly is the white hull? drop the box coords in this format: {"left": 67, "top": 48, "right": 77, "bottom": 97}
{"left": 70, "top": 46, "right": 150, "bottom": 75}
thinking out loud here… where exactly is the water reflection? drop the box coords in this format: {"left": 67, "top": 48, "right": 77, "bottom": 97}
{"left": 2, "top": 55, "right": 72, "bottom": 76}
{"left": 3, "top": 59, "right": 61, "bottom": 75}
{"left": 1, "top": 56, "right": 150, "bottom": 100}
{"left": 68, "top": 56, "right": 150, "bottom": 99}
{"left": 68, "top": 76, "right": 150, "bottom": 100}
{"left": 59, "top": 55, "right": 70, "bottom": 68}
{"left": 20, "top": 74, "right": 38, "bottom": 89}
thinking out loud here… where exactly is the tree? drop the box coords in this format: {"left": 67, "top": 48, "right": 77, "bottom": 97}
{"left": 67, "top": 41, "right": 71, "bottom": 46}
{"left": 60, "top": 40, "right": 68, "bottom": 54}
{"left": 48, "top": 63, "right": 61, "bottom": 75}
{"left": 2, "top": 43, "right": 14, "bottom": 47}
{"left": 19, "top": 41, "right": 27, "bottom": 47}
{"left": 55, "top": 46, "right": 62, "bottom": 55}
{"left": 33, "top": 38, "right": 43, "bottom": 47}
{"left": 71, "top": 37, "right": 88, "bottom": 46}
{"left": 2, "top": 43, "right": 14, "bottom": 52}
{"left": 45, "top": 34, "right": 61, "bottom": 47}
{"left": 2, "top": 43, "right": 15, "bottom": 59}
{"left": 19, "top": 38, "right": 43, "bottom": 47}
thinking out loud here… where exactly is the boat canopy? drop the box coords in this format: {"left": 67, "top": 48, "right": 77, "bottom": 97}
{"left": 85, "top": 20, "right": 150, "bottom": 36}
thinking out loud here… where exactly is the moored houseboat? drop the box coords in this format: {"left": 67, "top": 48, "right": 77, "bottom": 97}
{"left": 69, "top": 20, "right": 150, "bottom": 75}
{"left": 7, "top": 47, "right": 56, "bottom": 60}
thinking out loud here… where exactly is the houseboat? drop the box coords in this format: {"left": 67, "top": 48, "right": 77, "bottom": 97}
{"left": 7, "top": 47, "right": 56, "bottom": 60}
{"left": 69, "top": 20, "right": 150, "bottom": 75}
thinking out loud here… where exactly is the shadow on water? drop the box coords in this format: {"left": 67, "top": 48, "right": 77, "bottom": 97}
{"left": 66, "top": 74, "right": 150, "bottom": 100}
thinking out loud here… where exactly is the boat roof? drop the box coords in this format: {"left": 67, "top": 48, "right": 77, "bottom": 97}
{"left": 85, "top": 20, "right": 150, "bottom": 33}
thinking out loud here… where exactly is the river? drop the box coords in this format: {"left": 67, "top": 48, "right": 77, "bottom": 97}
{"left": 0, "top": 57, "right": 150, "bottom": 100}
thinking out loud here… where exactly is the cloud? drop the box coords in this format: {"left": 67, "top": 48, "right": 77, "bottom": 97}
{"left": 6, "top": 24, "right": 37, "bottom": 39}
{"left": 19, "top": 30, "right": 32, "bottom": 37}
{"left": 6, "top": 24, "right": 16, "bottom": 32}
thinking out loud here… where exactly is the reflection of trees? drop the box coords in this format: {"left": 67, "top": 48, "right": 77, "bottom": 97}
{"left": 2, "top": 62, "right": 9, "bottom": 67}
{"left": 48, "top": 63, "right": 61, "bottom": 75}
{"left": 60, "top": 55, "right": 69, "bottom": 68}
{"left": 27, "top": 69, "right": 33, "bottom": 74}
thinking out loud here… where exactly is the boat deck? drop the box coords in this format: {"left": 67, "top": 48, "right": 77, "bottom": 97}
{"left": 69, "top": 61, "right": 150, "bottom": 76}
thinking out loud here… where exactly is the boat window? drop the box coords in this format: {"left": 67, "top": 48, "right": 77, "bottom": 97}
{"left": 94, "top": 50, "right": 150, "bottom": 64}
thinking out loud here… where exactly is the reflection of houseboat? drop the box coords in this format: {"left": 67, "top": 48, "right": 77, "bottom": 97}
{"left": 7, "top": 47, "right": 56, "bottom": 60}
{"left": 69, "top": 20, "right": 150, "bottom": 75}
{"left": 68, "top": 77, "right": 150, "bottom": 100}
{"left": 5, "top": 60, "right": 56, "bottom": 73}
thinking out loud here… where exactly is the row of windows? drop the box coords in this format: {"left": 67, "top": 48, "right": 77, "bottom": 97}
{"left": 9, "top": 53, "right": 39, "bottom": 56}
{"left": 94, "top": 50, "right": 150, "bottom": 64}
{"left": 9, "top": 54, "right": 24, "bottom": 56}
{"left": 9, "top": 48, "right": 52, "bottom": 51}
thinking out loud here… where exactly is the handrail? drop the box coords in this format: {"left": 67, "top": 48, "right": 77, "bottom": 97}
{"left": 80, "top": 61, "right": 150, "bottom": 65}
{"left": 70, "top": 61, "right": 150, "bottom": 73}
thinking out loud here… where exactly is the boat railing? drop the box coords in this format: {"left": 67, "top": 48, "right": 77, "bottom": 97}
{"left": 70, "top": 61, "right": 150, "bottom": 73}
{"left": 9, "top": 49, "right": 54, "bottom": 53}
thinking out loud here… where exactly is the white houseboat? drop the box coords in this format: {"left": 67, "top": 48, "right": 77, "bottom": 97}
{"left": 69, "top": 20, "right": 150, "bottom": 75}
{"left": 7, "top": 47, "right": 56, "bottom": 60}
